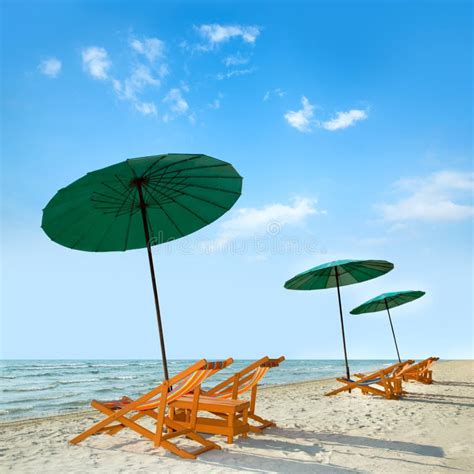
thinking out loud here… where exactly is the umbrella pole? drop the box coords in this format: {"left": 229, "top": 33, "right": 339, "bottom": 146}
{"left": 385, "top": 299, "right": 401, "bottom": 363}
{"left": 136, "top": 182, "right": 170, "bottom": 381}
{"left": 334, "top": 267, "right": 351, "bottom": 380}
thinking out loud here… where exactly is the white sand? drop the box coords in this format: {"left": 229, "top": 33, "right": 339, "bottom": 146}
{"left": 1, "top": 360, "right": 473, "bottom": 473}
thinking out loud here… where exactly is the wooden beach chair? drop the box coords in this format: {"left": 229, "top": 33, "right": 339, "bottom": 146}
{"left": 70, "top": 359, "right": 231, "bottom": 459}
{"left": 170, "top": 356, "right": 285, "bottom": 440}
{"left": 325, "top": 361, "right": 412, "bottom": 399}
{"left": 398, "top": 357, "right": 439, "bottom": 384}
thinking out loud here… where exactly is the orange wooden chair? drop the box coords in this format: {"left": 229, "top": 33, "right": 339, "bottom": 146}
{"left": 171, "top": 356, "right": 285, "bottom": 439}
{"left": 398, "top": 357, "right": 439, "bottom": 384}
{"left": 325, "top": 361, "right": 413, "bottom": 399}
{"left": 70, "top": 359, "right": 231, "bottom": 459}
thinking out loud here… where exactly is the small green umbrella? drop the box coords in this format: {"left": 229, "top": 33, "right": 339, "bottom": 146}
{"left": 350, "top": 290, "right": 425, "bottom": 363}
{"left": 42, "top": 153, "right": 243, "bottom": 380}
{"left": 284, "top": 259, "right": 394, "bottom": 379}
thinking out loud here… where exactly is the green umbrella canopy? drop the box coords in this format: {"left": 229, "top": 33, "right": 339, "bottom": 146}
{"left": 284, "top": 259, "right": 394, "bottom": 290}
{"left": 41, "top": 153, "right": 242, "bottom": 381}
{"left": 42, "top": 153, "right": 243, "bottom": 252}
{"left": 284, "top": 259, "right": 394, "bottom": 380}
{"left": 350, "top": 290, "right": 425, "bottom": 363}
{"left": 350, "top": 290, "right": 426, "bottom": 315}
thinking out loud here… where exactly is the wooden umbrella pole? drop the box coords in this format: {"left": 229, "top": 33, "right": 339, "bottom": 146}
{"left": 136, "top": 180, "right": 170, "bottom": 381}
{"left": 385, "top": 299, "right": 401, "bottom": 363}
{"left": 335, "top": 267, "right": 351, "bottom": 380}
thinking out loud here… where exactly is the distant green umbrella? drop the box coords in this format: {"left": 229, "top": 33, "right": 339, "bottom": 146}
{"left": 42, "top": 153, "right": 243, "bottom": 380}
{"left": 350, "top": 290, "right": 425, "bottom": 363}
{"left": 284, "top": 259, "right": 394, "bottom": 379}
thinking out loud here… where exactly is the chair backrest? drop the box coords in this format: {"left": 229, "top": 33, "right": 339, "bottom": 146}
{"left": 207, "top": 356, "right": 285, "bottom": 399}
{"left": 138, "top": 358, "right": 233, "bottom": 410}
{"left": 400, "top": 357, "right": 435, "bottom": 375}
{"left": 363, "top": 360, "right": 413, "bottom": 381}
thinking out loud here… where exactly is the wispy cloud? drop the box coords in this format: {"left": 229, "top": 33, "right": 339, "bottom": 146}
{"left": 216, "top": 67, "right": 255, "bottom": 80}
{"left": 204, "top": 196, "right": 322, "bottom": 251}
{"left": 197, "top": 24, "right": 261, "bottom": 48}
{"left": 207, "top": 93, "right": 224, "bottom": 110}
{"left": 133, "top": 101, "right": 157, "bottom": 116}
{"left": 263, "top": 88, "right": 285, "bottom": 101}
{"left": 162, "top": 88, "right": 190, "bottom": 122}
{"left": 284, "top": 96, "right": 314, "bottom": 132}
{"left": 82, "top": 40, "right": 167, "bottom": 116}
{"left": 82, "top": 47, "right": 111, "bottom": 80}
{"left": 112, "top": 64, "right": 160, "bottom": 116}
{"left": 130, "top": 37, "right": 165, "bottom": 62}
{"left": 321, "top": 109, "right": 368, "bottom": 131}
{"left": 38, "top": 57, "right": 62, "bottom": 78}
{"left": 223, "top": 53, "right": 249, "bottom": 67}
{"left": 113, "top": 64, "right": 160, "bottom": 100}
{"left": 376, "top": 170, "right": 474, "bottom": 222}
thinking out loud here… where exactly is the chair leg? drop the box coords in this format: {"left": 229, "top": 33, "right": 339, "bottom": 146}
{"left": 227, "top": 414, "right": 234, "bottom": 444}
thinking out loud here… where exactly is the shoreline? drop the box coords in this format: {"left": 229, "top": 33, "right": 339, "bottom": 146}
{"left": 0, "top": 359, "right": 468, "bottom": 427}
{"left": 0, "top": 376, "right": 336, "bottom": 428}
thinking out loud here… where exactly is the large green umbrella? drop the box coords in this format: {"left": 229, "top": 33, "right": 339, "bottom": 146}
{"left": 350, "top": 290, "right": 425, "bottom": 363}
{"left": 42, "top": 153, "right": 242, "bottom": 379}
{"left": 284, "top": 259, "right": 394, "bottom": 379}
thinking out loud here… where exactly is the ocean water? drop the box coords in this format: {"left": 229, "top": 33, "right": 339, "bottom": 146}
{"left": 0, "top": 359, "right": 397, "bottom": 421}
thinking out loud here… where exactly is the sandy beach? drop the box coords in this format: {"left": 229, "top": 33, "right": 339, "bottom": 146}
{"left": 1, "top": 360, "right": 472, "bottom": 473}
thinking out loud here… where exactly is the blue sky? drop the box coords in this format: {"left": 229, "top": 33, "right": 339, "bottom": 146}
{"left": 1, "top": 0, "right": 472, "bottom": 360}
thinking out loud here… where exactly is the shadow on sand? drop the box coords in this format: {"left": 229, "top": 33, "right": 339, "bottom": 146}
{"left": 274, "top": 428, "right": 445, "bottom": 458}
{"left": 434, "top": 381, "right": 474, "bottom": 388}
{"left": 85, "top": 426, "right": 446, "bottom": 473}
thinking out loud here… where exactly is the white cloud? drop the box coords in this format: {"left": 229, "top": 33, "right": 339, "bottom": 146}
{"left": 130, "top": 37, "right": 165, "bottom": 62}
{"left": 197, "top": 24, "right": 261, "bottom": 47}
{"left": 216, "top": 67, "right": 255, "bottom": 80}
{"left": 162, "top": 88, "right": 189, "bottom": 122}
{"left": 285, "top": 98, "right": 368, "bottom": 133}
{"left": 263, "top": 88, "right": 285, "bottom": 101}
{"left": 38, "top": 58, "right": 61, "bottom": 78}
{"left": 376, "top": 170, "right": 474, "bottom": 222}
{"left": 81, "top": 47, "right": 111, "bottom": 80}
{"left": 112, "top": 64, "right": 160, "bottom": 116}
{"left": 321, "top": 109, "right": 368, "bottom": 131}
{"left": 116, "top": 64, "right": 160, "bottom": 100}
{"left": 80, "top": 42, "right": 164, "bottom": 117}
{"left": 223, "top": 53, "right": 249, "bottom": 67}
{"left": 205, "top": 196, "right": 321, "bottom": 250}
{"left": 284, "top": 96, "right": 314, "bottom": 132}
{"left": 208, "top": 99, "right": 221, "bottom": 109}
{"left": 134, "top": 101, "right": 157, "bottom": 116}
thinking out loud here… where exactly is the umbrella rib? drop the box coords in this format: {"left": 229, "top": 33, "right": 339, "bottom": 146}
{"left": 149, "top": 177, "right": 241, "bottom": 195}
{"left": 150, "top": 173, "right": 241, "bottom": 180}
{"left": 344, "top": 263, "right": 382, "bottom": 280}
{"left": 149, "top": 175, "right": 190, "bottom": 200}
{"left": 101, "top": 181, "right": 130, "bottom": 198}
{"left": 142, "top": 183, "right": 185, "bottom": 237}
{"left": 123, "top": 192, "right": 137, "bottom": 251}
{"left": 141, "top": 154, "right": 171, "bottom": 177}
{"left": 114, "top": 174, "right": 133, "bottom": 192}
{"left": 70, "top": 218, "right": 103, "bottom": 250}
{"left": 289, "top": 270, "right": 323, "bottom": 289}
{"left": 149, "top": 163, "right": 233, "bottom": 180}
{"left": 154, "top": 179, "right": 230, "bottom": 211}
{"left": 92, "top": 191, "right": 125, "bottom": 203}
{"left": 93, "top": 212, "right": 125, "bottom": 252}
{"left": 113, "top": 186, "right": 136, "bottom": 218}
{"left": 143, "top": 154, "right": 201, "bottom": 178}
{"left": 145, "top": 181, "right": 210, "bottom": 226}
